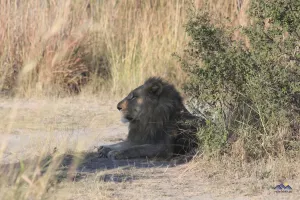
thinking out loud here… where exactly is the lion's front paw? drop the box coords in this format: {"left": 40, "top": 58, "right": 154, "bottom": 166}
{"left": 107, "top": 150, "right": 126, "bottom": 160}
{"left": 97, "top": 146, "right": 112, "bottom": 158}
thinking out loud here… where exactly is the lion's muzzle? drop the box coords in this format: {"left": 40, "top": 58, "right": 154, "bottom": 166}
{"left": 117, "top": 100, "right": 128, "bottom": 111}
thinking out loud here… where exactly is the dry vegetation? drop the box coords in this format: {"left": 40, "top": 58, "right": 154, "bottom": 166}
{"left": 0, "top": 0, "right": 248, "bottom": 97}
{"left": 0, "top": 0, "right": 189, "bottom": 96}
{"left": 0, "top": 0, "right": 299, "bottom": 200}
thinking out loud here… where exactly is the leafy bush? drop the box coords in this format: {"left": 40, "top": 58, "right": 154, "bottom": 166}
{"left": 179, "top": 0, "right": 300, "bottom": 159}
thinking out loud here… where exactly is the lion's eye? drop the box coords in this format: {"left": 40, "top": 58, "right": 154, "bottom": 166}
{"left": 130, "top": 96, "right": 136, "bottom": 100}
{"left": 128, "top": 93, "right": 136, "bottom": 100}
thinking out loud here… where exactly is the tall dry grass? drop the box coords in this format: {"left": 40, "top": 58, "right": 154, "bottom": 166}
{"left": 0, "top": 0, "right": 247, "bottom": 97}
{"left": 0, "top": 0, "right": 185, "bottom": 96}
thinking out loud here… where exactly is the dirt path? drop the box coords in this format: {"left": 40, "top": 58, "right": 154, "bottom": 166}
{"left": 0, "top": 97, "right": 299, "bottom": 200}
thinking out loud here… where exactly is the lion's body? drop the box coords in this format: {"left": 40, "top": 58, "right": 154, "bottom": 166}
{"left": 98, "top": 77, "right": 204, "bottom": 160}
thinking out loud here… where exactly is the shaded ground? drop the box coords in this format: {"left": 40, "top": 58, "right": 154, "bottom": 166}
{"left": 0, "top": 97, "right": 299, "bottom": 200}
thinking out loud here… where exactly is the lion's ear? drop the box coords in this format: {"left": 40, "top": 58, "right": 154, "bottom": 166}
{"left": 148, "top": 83, "right": 163, "bottom": 96}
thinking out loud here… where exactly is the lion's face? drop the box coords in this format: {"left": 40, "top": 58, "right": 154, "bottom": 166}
{"left": 117, "top": 78, "right": 163, "bottom": 123}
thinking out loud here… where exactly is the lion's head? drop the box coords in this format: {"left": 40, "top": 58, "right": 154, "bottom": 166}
{"left": 117, "top": 77, "right": 184, "bottom": 125}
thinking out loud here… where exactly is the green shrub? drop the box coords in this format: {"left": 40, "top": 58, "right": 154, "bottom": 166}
{"left": 179, "top": 0, "right": 300, "bottom": 159}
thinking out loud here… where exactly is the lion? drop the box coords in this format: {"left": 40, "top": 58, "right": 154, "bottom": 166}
{"left": 98, "top": 77, "right": 204, "bottom": 160}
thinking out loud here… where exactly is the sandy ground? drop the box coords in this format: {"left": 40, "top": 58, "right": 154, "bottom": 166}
{"left": 0, "top": 97, "right": 299, "bottom": 200}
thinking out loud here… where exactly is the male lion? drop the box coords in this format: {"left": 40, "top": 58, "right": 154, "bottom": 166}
{"left": 98, "top": 77, "right": 204, "bottom": 160}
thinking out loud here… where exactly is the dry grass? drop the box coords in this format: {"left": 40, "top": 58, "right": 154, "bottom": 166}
{"left": 178, "top": 156, "right": 300, "bottom": 199}
{"left": 0, "top": 0, "right": 187, "bottom": 96}
{"left": 0, "top": 0, "right": 248, "bottom": 97}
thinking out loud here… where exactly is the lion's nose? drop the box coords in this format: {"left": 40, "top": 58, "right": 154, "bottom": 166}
{"left": 117, "top": 104, "right": 122, "bottom": 111}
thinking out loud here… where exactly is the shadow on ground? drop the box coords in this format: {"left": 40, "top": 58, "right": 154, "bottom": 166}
{"left": 0, "top": 150, "right": 190, "bottom": 185}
